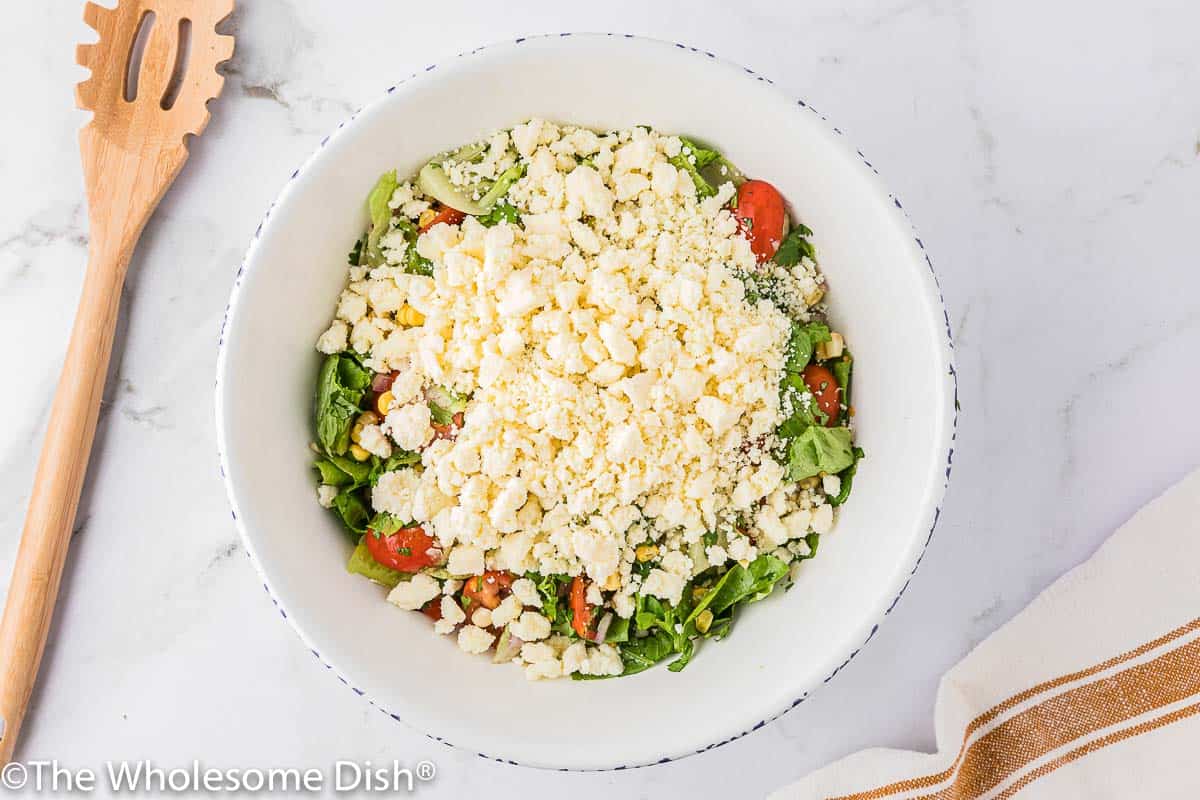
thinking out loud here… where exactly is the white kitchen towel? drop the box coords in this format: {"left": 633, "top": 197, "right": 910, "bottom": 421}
{"left": 771, "top": 469, "right": 1200, "bottom": 800}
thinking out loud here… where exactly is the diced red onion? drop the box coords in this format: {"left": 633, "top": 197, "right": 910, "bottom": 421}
{"left": 371, "top": 371, "right": 397, "bottom": 393}
{"left": 493, "top": 632, "right": 524, "bottom": 663}
{"left": 594, "top": 612, "right": 613, "bottom": 643}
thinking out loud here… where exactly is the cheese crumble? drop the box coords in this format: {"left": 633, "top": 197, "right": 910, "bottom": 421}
{"left": 314, "top": 120, "right": 855, "bottom": 679}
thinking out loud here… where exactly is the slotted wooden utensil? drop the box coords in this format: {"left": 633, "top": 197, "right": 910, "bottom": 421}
{"left": 0, "top": 0, "right": 233, "bottom": 761}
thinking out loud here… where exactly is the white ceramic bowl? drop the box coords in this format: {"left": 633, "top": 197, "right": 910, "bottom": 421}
{"left": 216, "top": 33, "right": 956, "bottom": 770}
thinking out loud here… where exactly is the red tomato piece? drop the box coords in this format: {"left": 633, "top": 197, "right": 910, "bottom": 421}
{"left": 570, "top": 576, "right": 596, "bottom": 639}
{"left": 461, "top": 571, "right": 514, "bottom": 611}
{"left": 420, "top": 598, "right": 443, "bottom": 622}
{"left": 431, "top": 411, "right": 465, "bottom": 441}
{"left": 419, "top": 205, "right": 466, "bottom": 232}
{"left": 801, "top": 364, "right": 841, "bottom": 426}
{"left": 736, "top": 180, "right": 787, "bottom": 263}
{"left": 365, "top": 525, "right": 439, "bottom": 573}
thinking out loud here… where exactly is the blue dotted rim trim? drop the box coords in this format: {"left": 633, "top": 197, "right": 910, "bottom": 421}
{"left": 214, "top": 32, "right": 958, "bottom": 772}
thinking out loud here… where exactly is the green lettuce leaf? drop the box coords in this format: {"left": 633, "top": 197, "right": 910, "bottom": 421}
{"left": 666, "top": 637, "right": 695, "bottom": 672}
{"left": 478, "top": 200, "right": 521, "bottom": 228}
{"left": 313, "top": 454, "right": 372, "bottom": 487}
{"left": 773, "top": 223, "right": 816, "bottom": 267}
{"left": 368, "top": 450, "right": 421, "bottom": 484}
{"left": 477, "top": 164, "right": 526, "bottom": 209}
{"left": 669, "top": 137, "right": 721, "bottom": 198}
{"left": 614, "top": 629, "right": 675, "bottom": 676}
{"left": 522, "top": 572, "right": 570, "bottom": 632}
{"left": 604, "top": 615, "right": 631, "bottom": 644}
{"left": 347, "top": 236, "right": 365, "bottom": 266}
{"left": 828, "top": 447, "right": 865, "bottom": 506}
{"left": 346, "top": 538, "right": 404, "bottom": 587}
{"left": 427, "top": 385, "right": 469, "bottom": 425}
{"left": 314, "top": 353, "right": 371, "bottom": 456}
{"left": 365, "top": 170, "right": 399, "bottom": 266}
{"left": 385, "top": 217, "right": 434, "bottom": 276}
{"left": 777, "top": 395, "right": 824, "bottom": 438}
{"left": 832, "top": 352, "right": 853, "bottom": 407}
{"left": 785, "top": 322, "right": 831, "bottom": 374}
{"left": 366, "top": 511, "right": 405, "bottom": 536}
{"left": 786, "top": 426, "right": 856, "bottom": 481}
{"left": 330, "top": 489, "right": 371, "bottom": 537}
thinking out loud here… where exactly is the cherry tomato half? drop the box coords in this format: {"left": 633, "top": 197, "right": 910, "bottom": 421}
{"left": 420, "top": 598, "right": 443, "bottom": 622}
{"left": 462, "top": 571, "right": 514, "bottom": 611}
{"left": 570, "top": 576, "right": 596, "bottom": 639}
{"left": 419, "top": 205, "right": 467, "bottom": 232}
{"left": 365, "top": 525, "right": 439, "bottom": 573}
{"left": 431, "top": 411, "right": 465, "bottom": 441}
{"left": 736, "top": 180, "right": 787, "bottom": 263}
{"left": 801, "top": 364, "right": 841, "bottom": 426}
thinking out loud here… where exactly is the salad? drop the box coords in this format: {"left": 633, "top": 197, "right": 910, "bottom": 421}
{"left": 312, "top": 120, "right": 861, "bottom": 679}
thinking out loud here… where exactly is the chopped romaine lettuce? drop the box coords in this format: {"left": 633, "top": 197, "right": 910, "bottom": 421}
{"left": 611, "top": 629, "right": 675, "bottom": 677}
{"left": 314, "top": 352, "right": 371, "bottom": 456}
{"left": 417, "top": 163, "right": 487, "bottom": 215}
{"left": 604, "top": 615, "right": 631, "bottom": 644}
{"left": 346, "top": 538, "right": 404, "bottom": 587}
{"left": 786, "top": 426, "right": 856, "bottom": 481}
{"left": 828, "top": 447, "right": 865, "bottom": 506}
{"left": 524, "top": 572, "right": 570, "bottom": 634}
{"left": 417, "top": 162, "right": 525, "bottom": 216}
{"left": 777, "top": 392, "right": 824, "bottom": 438}
{"left": 369, "top": 449, "right": 421, "bottom": 484}
{"left": 364, "top": 170, "right": 398, "bottom": 266}
{"left": 427, "top": 385, "right": 468, "bottom": 425}
{"left": 785, "top": 321, "right": 831, "bottom": 374}
{"left": 477, "top": 164, "right": 525, "bottom": 209}
{"left": 330, "top": 489, "right": 371, "bottom": 537}
{"left": 576, "top": 553, "right": 793, "bottom": 679}
{"left": 366, "top": 511, "right": 405, "bottom": 536}
{"left": 669, "top": 136, "right": 722, "bottom": 198}
{"left": 772, "top": 223, "right": 816, "bottom": 267}
{"left": 313, "top": 454, "right": 371, "bottom": 487}
{"left": 477, "top": 200, "right": 521, "bottom": 227}
{"left": 832, "top": 352, "right": 853, "bottom": 407}
{"left": 347, "top": 235, "right": 365, "bottom": 266}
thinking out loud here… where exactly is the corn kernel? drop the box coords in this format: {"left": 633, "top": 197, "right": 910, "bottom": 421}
{"left": 357, "top": 410, "right": 380, "bottom": 426}
{"left": 350, "top": 421, "right": 365, "bottom": 444}
{"left": 803, "top": 285, "right": 825, "bottom": 306}
{"left": 418, "top": 209, "right": 436, "bottom": 229}
{"left": 376, "top": 391, "right": 395, "bottom": 416}
{"left": 397, "top": 304, "right": 425, "bottom": 326}
{"left": 692, "top": 586, "right": 709, "bottom": 602}
{"left": 829, "top": 332, "right": 844, "bottom": 357}
{"left": 603, "top": 573, "right": 621, "bottom": 591}
{"left": 817, "top": 332, "right": 845, "bottom": 361}
{"left": 695, "top": 609, "right": 714, "bottom": 634}
{"left": 799, "top": 476, "right": 820, "bottom": 490}
{"left": 349, "top": 444, "right": 371, "bottom": 462}
{"left": 635, "top": 544, "right": 658, "bottom": 563}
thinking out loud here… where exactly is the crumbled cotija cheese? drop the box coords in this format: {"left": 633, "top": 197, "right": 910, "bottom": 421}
{"left": 331, "top": 123, "right": 801, "bottom": 587}
{"left": 318, "top": 121, "right": 841, "bottom": 676}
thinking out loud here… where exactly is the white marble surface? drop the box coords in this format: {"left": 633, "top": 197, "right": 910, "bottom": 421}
{"left": 1, "top": 1, "right": 1198, "bottom": 797}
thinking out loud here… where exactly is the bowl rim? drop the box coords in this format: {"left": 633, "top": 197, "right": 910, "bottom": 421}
{"left": 214, "top": 31, "right": 958, "bottom": 771}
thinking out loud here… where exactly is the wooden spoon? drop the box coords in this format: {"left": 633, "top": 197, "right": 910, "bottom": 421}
{"left": 0, "top": 0, "right": 234, "bottom": 761}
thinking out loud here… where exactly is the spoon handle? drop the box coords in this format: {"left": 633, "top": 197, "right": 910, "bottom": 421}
{"left": 0, "top": 233, "right": 132, "bottom": 762}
